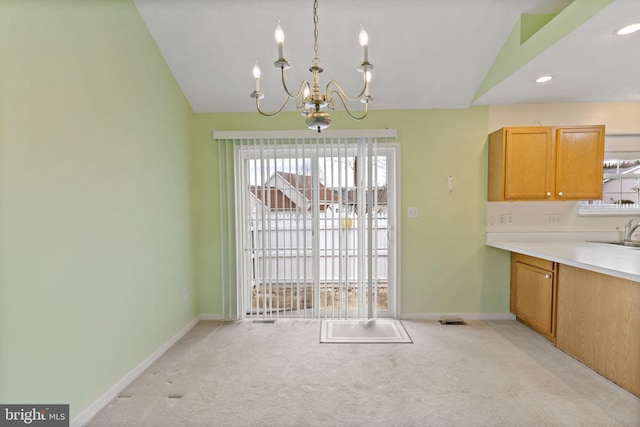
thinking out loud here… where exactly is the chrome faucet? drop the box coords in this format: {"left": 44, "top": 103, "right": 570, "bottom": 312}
{"left": 624, "top": 218, "right": 640, "bottom": 242}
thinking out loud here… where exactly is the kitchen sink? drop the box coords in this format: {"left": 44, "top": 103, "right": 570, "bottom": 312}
{"left": 589, "top": 240, "right": 640, "bottom": 248}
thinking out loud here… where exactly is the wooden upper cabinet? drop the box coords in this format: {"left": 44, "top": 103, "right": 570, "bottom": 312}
{"left": 504, "top": 127, "right": 554, "bottom": 200}
{"left": 555, "top": 126, "right": 605, "bottom": 199}
{"left": 488, "top": 125, "right": 604, "bottom": 201}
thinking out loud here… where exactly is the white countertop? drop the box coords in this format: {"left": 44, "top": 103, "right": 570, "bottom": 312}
{"left": 486, "top": 232, "right": 640, "bottom": 282}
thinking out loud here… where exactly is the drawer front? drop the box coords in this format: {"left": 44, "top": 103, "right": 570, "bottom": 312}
{"left": 512, "top": 253, "right": 554, "bottom": 271}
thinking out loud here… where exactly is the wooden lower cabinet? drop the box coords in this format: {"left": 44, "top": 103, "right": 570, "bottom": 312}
{"left": 556, "top": 264, "right": 640, "bottom": 398}
{"left": 511, "top": 253, "right": 556, "bottom": 341}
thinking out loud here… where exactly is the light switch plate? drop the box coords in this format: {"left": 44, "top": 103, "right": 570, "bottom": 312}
{"left": 407, "top": 207, "right": 419, "bottom": 218}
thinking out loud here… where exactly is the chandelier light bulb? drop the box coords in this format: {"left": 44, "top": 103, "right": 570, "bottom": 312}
{"left": 359, "top": 25, "right": 369, "bottom": 63}
{"left": 359, "top": 26, "right": 369, "bottom": 47}
{"left": 252, "top": 62, "right": 261, "bottom": 92}
{"left": 275, "top": 21, "right": 285, "bottom": 60}
{"left": 252, "top": 62, "right": 261, "bottom": 79}
{"left": 275, "top": 21, "right": 285, "bottom": 44}
{"left": 364, "top": 70, "right": 372, "bottom": 97}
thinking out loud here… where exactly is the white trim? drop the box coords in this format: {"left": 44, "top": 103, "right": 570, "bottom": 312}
{"left": 400, "top": 313, "right": 516, "bottom": 321}
{"left": 70, "top": 317, "right": 200, "bottom": 427}
{"left": 213, "top": 129, "right": 398, "bottom": 140}
{"left": 578, "top": 206, "right": 640, "bottom": 216}
{"left": 392, "top": 142, "right": 402, "bottom": 318}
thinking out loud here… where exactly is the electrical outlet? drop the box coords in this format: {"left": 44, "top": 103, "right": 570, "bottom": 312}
{"left": 545, "top": 214, "right": 562, "bottom": 225}
{"left": 499, "top": 214, "right": 514, "bottom": 225}
{"left": 182, "top": 288, "right": 188, "bottom": 300}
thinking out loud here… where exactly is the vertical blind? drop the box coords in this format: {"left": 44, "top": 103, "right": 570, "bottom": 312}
{"left": 214, "top": 130, "right": 397, "bottom": 320}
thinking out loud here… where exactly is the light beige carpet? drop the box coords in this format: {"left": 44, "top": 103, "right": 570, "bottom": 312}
{"left": 87, "top": 320, "right": 640, "bottom": 427}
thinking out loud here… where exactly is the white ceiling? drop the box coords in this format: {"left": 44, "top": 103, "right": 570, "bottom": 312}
{"left": 134, "top": 0, "right": 640, "bottom": 113}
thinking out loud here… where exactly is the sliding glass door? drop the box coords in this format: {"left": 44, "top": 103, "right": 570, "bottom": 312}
{"left": 229, "top": 136, "right": 397, "bottom": 320}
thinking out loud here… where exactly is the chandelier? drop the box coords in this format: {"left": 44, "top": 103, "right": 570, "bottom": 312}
{"left": 250, "top": 0, "right": 373, "bottom": 132}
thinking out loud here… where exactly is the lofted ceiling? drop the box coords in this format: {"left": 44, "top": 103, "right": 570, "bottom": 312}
{"left": 134, "top": 0, "right": 640, "bottom": 114}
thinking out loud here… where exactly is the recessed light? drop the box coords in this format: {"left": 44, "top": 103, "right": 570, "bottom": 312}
{"left": 536, "top": 76, "right": 553, "bottom": 83}
{"left": 616, "top": 23, "right": 640, "bottom": 35}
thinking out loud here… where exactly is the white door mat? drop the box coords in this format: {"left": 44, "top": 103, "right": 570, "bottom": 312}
{"left": 320, "top": 319, "right": 412, "bottom": 343}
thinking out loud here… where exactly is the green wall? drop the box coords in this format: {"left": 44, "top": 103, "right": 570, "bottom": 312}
{"left": 0, "top": 0, "right": 196, "bottom": 418}
{"left": 191, "top": 109, "right": 511, "bottom": 316}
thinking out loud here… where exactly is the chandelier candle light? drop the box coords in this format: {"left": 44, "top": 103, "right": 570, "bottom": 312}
{"left": 250, "top": 0, "right": 373, "bottom": 132}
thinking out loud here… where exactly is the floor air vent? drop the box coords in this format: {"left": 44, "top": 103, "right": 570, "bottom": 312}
{"left": 251, "top": 319, "right": 277, "bottom": 324}
{"left": 439, "top": 317, "right": 466, "bottom": 325}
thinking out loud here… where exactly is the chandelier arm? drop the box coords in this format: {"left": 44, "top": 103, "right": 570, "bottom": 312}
{"left": 330, "top": 90, "right": 370, "bottom": 120}
{"left": 279, "top": 68, "right": 312, "bottom": 99}
{"left": 255, "top": 94, "right": 293, "bottom": 117}
{"left": 325, "top": 78, "right": 368, "bottom": 102}
{"left": 255, "top": 77, "right": 313, "bottom": 117}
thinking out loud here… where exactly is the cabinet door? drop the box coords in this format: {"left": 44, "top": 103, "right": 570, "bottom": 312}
{"left": 557, "top": 265, "right": 640, "bottom": 397}
{"left": 514, "top": 262, "right": 554, "bottom": 335}
{"left": 504, "top": 128, "right": 554, "bottom": 200}
{"left": 555, "top": 126, "right": 604, "bottom": 200}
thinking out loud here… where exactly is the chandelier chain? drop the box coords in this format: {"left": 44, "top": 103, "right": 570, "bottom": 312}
{"left": 312, "top": 0, "right": 319, "bottom": 66}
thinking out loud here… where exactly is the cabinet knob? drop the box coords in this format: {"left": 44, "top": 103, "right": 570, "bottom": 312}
{"left": 545, "top": 274, "right": 551, "bottom": 279}
{"left": 558, "top": 191, "right": 563, "bottom": 197}
{"left": 546, "top": 192, "right": 551, "bottom": 197}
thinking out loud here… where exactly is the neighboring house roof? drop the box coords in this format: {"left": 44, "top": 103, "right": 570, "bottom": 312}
{"left": 249, "top": 187, "right": 298, "bottom": 211}
{"left": 250, "top": 172, "right": 340, "bottom": 211}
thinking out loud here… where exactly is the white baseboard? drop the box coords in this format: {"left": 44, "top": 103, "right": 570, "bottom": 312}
{"left": 71, "top": 316, "right": 200, "bottom": 427}
{"left": 400, "top": 313, "right": 516, "bottom": 321}
{"left": 199, "top": 313, "right": 226, "bottom": 321}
